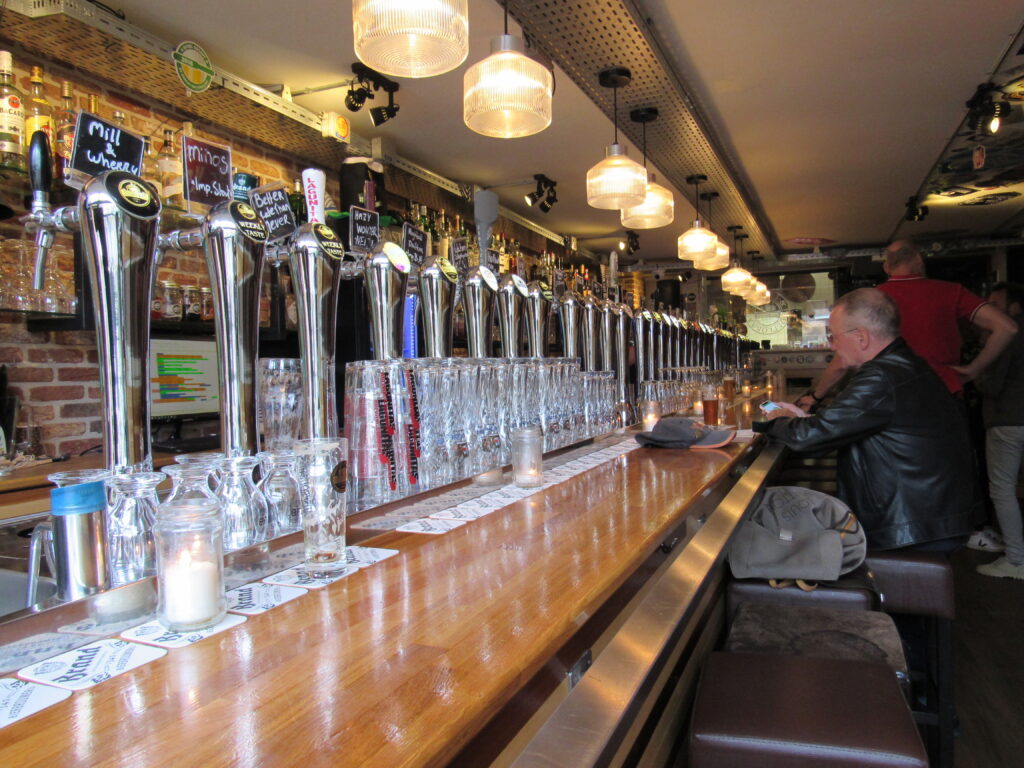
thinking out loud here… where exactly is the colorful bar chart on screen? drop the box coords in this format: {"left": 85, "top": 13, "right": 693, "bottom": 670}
{"left": 149, "top": 339, "right": 220, "bottom": 417}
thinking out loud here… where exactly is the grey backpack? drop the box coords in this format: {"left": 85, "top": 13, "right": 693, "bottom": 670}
{"left": 728, "top": 486, "right": 867, "bottom": 582}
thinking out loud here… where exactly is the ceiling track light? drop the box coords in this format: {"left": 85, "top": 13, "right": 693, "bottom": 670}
{"left": 586, "top": 67, "right": 648, "bottom": 210}
{"left": 353, "top": 0, "right": 468, "bottom": 79}
{"left": 966, "top": 82, "right": 1012, "bottom": 136}
{"left": 621, "top": 107, "right": 674, "bottom": 229}
{"left": 524, "top": 174, "right": 557, "bottom": 212}
{"left": 617, "top": 230, "right": 640, "bottom": 255}
{"left": 678, "top": 174, "right": 718, "bottom": 264}
{"left": 344, "top": 63, "right": 400, "bottom": 125}
{"left": 904, "top": 195, "right": 928, "bottom": 222}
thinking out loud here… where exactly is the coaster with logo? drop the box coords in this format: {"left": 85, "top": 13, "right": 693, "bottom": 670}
{"left": 395, "top": 518, "right": 468, "bottom": 534}
{"left": 57, "top": 616, "right": 151, "bottom": 638}
{"left": 0, "top": 678, "right": 72, "bottom": 728}
{"left": 120, "top": 614, "right": 247, "bottom": 649}
{"left": 261, "top": 565, "right": 358, "bottom": 589}
{"left": 226, "top": 583, "right": 307, "bottom": 616}
{"left": 430, "top": 506, "right": 489, "bottom": 521}
{"left": 344, "top": 546, "right": 400, "bottom": 568}
{"left": 18, "top": 638, "right": 166, "bottom": 691}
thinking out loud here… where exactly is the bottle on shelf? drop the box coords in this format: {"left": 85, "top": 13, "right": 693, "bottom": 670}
{"left": 0, "top": 50, "right": 26, "bottom": 174}
{"left": 288, "top": 178, "right": 306, "bottom": 224}
{"left": 54, "top": 80, "right": 76, "bottom": 163}
{"left": 141, "top": 138, "right": 162, "bottom": 199}
{"left": 157, "top": 128, "right": 185, "bottom": 210}
{"left": 24, "top": 65, "right": 54, "bottom": 156}
{"left": 87, "top": 93, "right": 99, "bottom": 115}
{"left": 111, "top": 110, "right": 126, "bottom": 126}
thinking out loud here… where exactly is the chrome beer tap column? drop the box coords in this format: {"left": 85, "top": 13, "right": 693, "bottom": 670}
{"left": 288, "top": 222, "right": 347, "bottom": 438}
{"left": 598, "top": 298, "right": 616, "bottom": 372}
{"left": 557, "top": 288, "right": 583, "bottom": 359}
{"left": 644, "top": 309, "right": 658, "bottom": 381}
{"left": 614, "top": 303, "right": 635, "bottom": 424}
{"left": 364, "top": 242, "right": 412, "bottom": 361}
{"left": 580, "top": 294, "right": 600, "bottom": 372}
{"left": 525, "top": 280, "right": 553, "bottom": 358}
{"left": 634, "top": 308, "right": 650, "bottom": 394}
{"left": 25, "top": 132, "right": 161, "bottom": 473}
{"left": 463, "top": 265, "right": 498, "bottom": 358}
{"left": 418, "top": 254, "right": 459, "bottom": 358}
{"left": 496, "top": 273, "right": 528, "bottom": 358}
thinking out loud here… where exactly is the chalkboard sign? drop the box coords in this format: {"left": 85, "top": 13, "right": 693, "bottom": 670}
{"left": 402, "top": 222, "right": 428, "bottom": 266}
{"left": 348, "top": 205, "right": 380, "bottom": 253}
{"left": 182, "top": 135, "right": 232, "bottom": 207}
{"left": 484, "top": 248, "right": 501, "bottom": 273}
{"left": 449, "top": 237, "right": 469, "bottom": 275}
{"left": 69, "top": 111, "right": 145, "bottom": 183}
{"left": 248, "top": 183, "right": 297, "bottom": 242}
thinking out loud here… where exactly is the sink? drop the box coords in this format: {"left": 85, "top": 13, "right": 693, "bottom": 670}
{"left": 0, "top": 569, "right": 57, "bottom": 617}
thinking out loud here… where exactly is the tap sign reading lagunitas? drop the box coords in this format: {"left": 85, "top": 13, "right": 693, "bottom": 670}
{"left": 349, "top": 206, "right": 380, "bottom": 253}
{"left": 69, "top": 111, "right": 145, "bottom": 185}
{"left": 182, "top": 135, "right": 232, "bottom": 207}
{"left": 247, "top": 183, "right": 296, "bottom": 242}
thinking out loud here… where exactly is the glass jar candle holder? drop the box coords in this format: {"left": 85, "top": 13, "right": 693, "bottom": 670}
{"left": 640, "top": 399, "right": 662, "bottom": 432}
{"left": 154, "top": 499, "right": 226, "bottom": 632}
{"left": 511, "top": 426, "right": 544, "bottom": 488}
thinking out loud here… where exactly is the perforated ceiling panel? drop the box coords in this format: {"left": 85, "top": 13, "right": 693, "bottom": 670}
{"left": 508, "top": 0, "right": 779, "bottom": 255}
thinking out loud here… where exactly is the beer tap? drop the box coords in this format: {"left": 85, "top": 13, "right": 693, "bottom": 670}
{"left": 418, "top": 254, "right": 459, "bottom": 358}
{"left": 463, "top": 265, "right": 498, "bottom": 358}
{"left": 496, "top": 272, "right": 527, "bottom": 358}
{"left": 580, "top": 293, "right": 600, "bottom": 372}
{"left": 633, "top": 305, "right": 650, "bottom": 393}
{"left": 598, "top": 298, "right": 616, "bottom": 373}
{"left": 363, "top": 241, "right": 411, "bottom": 360}
{"left": 614, "top": 302, "right": 635, "bottom": 426}
{"left": 524, "top": 280, "right": 553, "bottom": 358}
{"left": 24, "top": 131, "right": 161, "bottom": 473}
{"left": 557, "top": 288, "right": 583, "bottom": 360}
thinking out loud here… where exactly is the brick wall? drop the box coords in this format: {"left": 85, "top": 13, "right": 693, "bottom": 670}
{"left": 0, "top": 50, "right": 321, "bottom": 458}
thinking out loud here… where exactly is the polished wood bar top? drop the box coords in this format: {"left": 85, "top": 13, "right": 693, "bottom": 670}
{"left": 0, "top": 431, "right": 759, "bottom": 768}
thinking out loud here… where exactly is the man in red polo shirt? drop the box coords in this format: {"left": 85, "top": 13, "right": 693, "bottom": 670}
{"left": 796, "top": 239, "right": 1017, "bottom": 408}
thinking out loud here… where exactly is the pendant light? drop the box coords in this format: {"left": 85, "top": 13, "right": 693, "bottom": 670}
{"left": 721, "top": 227, "right": 753, "bottom": 294}
{"left": 353, "top": 0, "right": 469, "bottom": 79}
{"left": 464, "top": 0, "right": 553, "bottom": 138}
{"left": 621, "top": 107, "right": 674, "bottom": 228}
{"left": 586, "top": 67, "right": 647, "bottom": 210}
{"left": 678, "top": 174, "right": 717, "bottom": 263}
{"left": 697, "top": 191, "right": 729, "bottom": 271}
{"left": 747, "top": 251, "right": 771, "bottom": 306}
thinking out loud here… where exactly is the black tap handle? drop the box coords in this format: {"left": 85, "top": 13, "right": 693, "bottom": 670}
{"left": 28, "top": 130, "right": 52, "bottom": 202}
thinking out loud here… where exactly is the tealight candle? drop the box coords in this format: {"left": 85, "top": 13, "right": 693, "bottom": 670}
{"left": 640, "top": 399, "right": 662, "bottom": 432}
{"left": 511, "top": 426, "right": 544, "bottom": 488}
{"left": 154, "top": 499, "right": 226, "bottom": 631}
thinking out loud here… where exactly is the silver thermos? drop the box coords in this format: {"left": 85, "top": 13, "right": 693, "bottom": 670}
{"left": 49, "top": 481, "right": 109, "bottom": 602}
{"left": 496, "top": 273, "right": 528, "bottom": 358}
{"left": 463, "top": 265, "right": 498, "bottom": 358}
{"left": 418, "top": 254, "right": 459, "bottom": 358}
{"left": 364, "top": 242, "right": 412, "bottom": 361}
{"left": 524, "top": 280, "right": 553, "bottom": 358}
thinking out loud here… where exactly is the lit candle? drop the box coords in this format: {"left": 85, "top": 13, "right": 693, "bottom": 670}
{"left": 512, "top": 427, "right": 544, "bottom": 488}
{"left": 160, "top": 547, "right": 223, "bottom": 629}
{"left": 693, "top": 399, "right": 704, "bottom": 416}
{"left": 640, "top": 399, "right": 662, "bottom": 432}
{"left": 742, "top": 384, "right": 751, "bottom": 395}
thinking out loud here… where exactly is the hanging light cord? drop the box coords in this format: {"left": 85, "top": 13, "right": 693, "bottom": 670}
{"left": 692, "top": 177, "right": 702, "bottom": 225}
{"left": 503, "top": 0, "right": 509, "bottom": 35}
{"left": 641, "top": 121, "right": 647, "bottom": 169}
{"left": 613, "top": 86, "right": 619, "bottom": 145}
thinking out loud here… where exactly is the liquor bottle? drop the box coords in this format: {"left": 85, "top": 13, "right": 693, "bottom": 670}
{"left": 141, "top": 138, "right": 163, "bottom": 199}
{"left": 54, "top": 80, "right": 76, "bottom": 164}
{"left": 24, "top": 66, "right": 54, "bottom": 155}
{"left": 111, "top": 110, "right": 126, "bottom": 126}
{"left": 87, "top": 93, "right": 99, "bottom": 115}
{"left": 0, "top": 51, "right": 26, "bottom": 173}
{"left": 157, "top": 128, "right": 185, "bottom": 209}
{"left": 288, "top": 179, "right": 306, "bottom": 223}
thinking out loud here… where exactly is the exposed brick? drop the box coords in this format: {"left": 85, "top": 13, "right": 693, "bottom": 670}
{"left": 53, "top": 331, "right": 96, "bottom": 346}
{"left": 85, "top": 349, "right": 99, "bottom": 364}
{"left": 88, "top": 387, "right": 102, "bottom": 399}
{"left": 0, "top": 346, "right": 24, "bottom": 363}
{"left": 27, "top": 348, "right": 85, "bottom": 363}
{"left": 30, "top": 385, "right": 85, "bottom": 401}
{"left": 159, "top": 255, "right": 178, "bottom": 270}
{"left": 54, "top": 438, "right": 103, "bottom": 458}
{"left": 87, "top": 419, "right": 103, "bottom": 434}
{"left": 28, "top": 405, "right": 55, "bottom": 421}
{"left": 8, "top": 366, "right": 55, "bottom": 382}
{"left": 57, "top": 367, "right": 99, "bottom": 382}
{"left": 0, "top": 325, "right": 48, "bottom": 344}
{"left": 250, "top": 159, "right": 280, "bottom": 178}
{"left": 106, "top": 93, "right": 153, "bottom": 117}
{"left": 60, "top": 402, "right": 101, "bottom": 418}
{"left": 41, "top": 422, "right": 86, "bottom": 439}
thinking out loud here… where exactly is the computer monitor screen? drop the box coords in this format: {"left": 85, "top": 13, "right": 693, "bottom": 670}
{"left": 150, "top": 338, "right": 220, "bottom": 419}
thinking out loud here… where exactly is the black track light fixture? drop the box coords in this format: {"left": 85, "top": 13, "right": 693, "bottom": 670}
{"left": 904, "top": 195, "right": 928, "bottom": 222}
{"left": 369, "top": 89, "right": 400, "bottom": 126}
{"left": 538, "top": 184, "right": 558, "bottom": 213}
{"left": 524, "top": 174, "right": 557, "bottom": 212}
{"left": 966, "top": 82, "right": 1012, "bottom": 135}
{"left": 345, "top": 62, "right": 400, "bottom": 126}
{"left": 344, "top": 84, "right": 372, "bottom": 112}
{"left": 618, "top": 230, "right": 640, "bottom": 255}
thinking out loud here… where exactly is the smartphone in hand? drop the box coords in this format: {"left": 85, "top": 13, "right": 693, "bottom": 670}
{"left": 759, "top": 401, "right": 808, "bottom": 418}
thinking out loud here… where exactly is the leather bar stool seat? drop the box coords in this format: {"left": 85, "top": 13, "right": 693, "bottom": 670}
{"left": 689, "top": 652, "right": 928, "bottom": 768}
{"left": 726, "top": 577, "right": 874, "bottom": 625}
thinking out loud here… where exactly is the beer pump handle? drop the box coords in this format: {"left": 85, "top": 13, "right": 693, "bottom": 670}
{"left": 28, "top": 131, "right": 55, "bottom": 291}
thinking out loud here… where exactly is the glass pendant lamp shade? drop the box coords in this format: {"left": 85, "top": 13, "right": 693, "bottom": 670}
{"left": 464, "top": 35, "right": 553, "bottom": 138}
{"left": 721, "top": 264, "right": 753, "bottom": 294}
{"left": 678, "top": 222, "right": 717, "bottom": 263}
{"left": 587, "top": 144, "right": 648, "bottom": 210}
{"left": 621, "top": 175, "right": 674, "bottom": 229}
{"left": 700, "top": 239, "right": 730, "bottom": 271}
{"left": 353, "top": 0, "right": 469, "bottom": 79}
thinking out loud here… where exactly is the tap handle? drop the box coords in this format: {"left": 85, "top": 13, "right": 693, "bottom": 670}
{"left": 28, "top": 130, "right": 52, "bottom": 213}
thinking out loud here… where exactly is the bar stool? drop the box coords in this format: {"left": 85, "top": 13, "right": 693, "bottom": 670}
{"left": 689, "top": 652, "right": 928, "bottom": 768}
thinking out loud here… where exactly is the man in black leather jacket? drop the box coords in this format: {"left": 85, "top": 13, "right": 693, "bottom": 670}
{"left": 759, "top": 288, "right": 977, "bottom": 550}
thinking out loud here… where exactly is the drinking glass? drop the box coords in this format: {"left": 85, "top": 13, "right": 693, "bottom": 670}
{"left": 217, "top": 456, "right": 269, "bottom": 551}
{"left": 162, "top": 463, "right": 216, "bottom": 502}
{"left": 48, "top": 469, "right": 111, "bottom": 487}
{"left": 345, "top": 360, "right": 397, "bottom": 511}
{"left": 410, "top": 358, "right": 448, "bottom": 490}
{"left": 294, "top": 438, "right": 347, "bottom": 573}
{"left": 105, "top": 471, "right": 163, "bottom": 586}
{"left": 258, "top": 358, "right": 304, "bottom": 450}
{"left": 258, "top": 449, "right": 302, "bottom": 536}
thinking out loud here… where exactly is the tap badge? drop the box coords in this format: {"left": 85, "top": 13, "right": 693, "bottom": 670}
{"left": 228, "top": 201, "right": 268, "bottom": 242}
{"left": 235, "top": 202, "right": 257, "bottom": 219}
{"left": 511, "top": 273, "right": 528, "bottom": 296}
{"left": 117, "top": 179, "right": 151, "bottom": 208}
{"left": 437, "top": 257, "right": 458, "bottom": 283}
{"left": 104, "top": 171, "right": 160, "bottom": 218}
{"left": 382, "top": 242, "right": 411, "bottom": 273}
{"left": 477, "top": 265, "right": 498, "bottom": 292}
{"left": 313, "top": 223, "right": 346, "bottom": 260}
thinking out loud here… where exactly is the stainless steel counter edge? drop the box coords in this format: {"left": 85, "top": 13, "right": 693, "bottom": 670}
{"left": 509, "top": 442, "right": 784, "bottom": 768}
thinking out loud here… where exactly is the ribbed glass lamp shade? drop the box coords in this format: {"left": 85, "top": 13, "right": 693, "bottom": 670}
{"left": 353, "top": 0, "right": 469, "bottom": 78}
{"left": 587, "top": 144, "right": 648, "bottom": 210}
{"left": 464, "top": 35, "right": 553, "bottom": 138}
{"left": 721, "top": 264, "right": 753, "bottom": 294}
{"left": 678, "top": 222, "right": 718, "bottom": 263}
{"left": 621, "top": 176, "right": 674, "bottom": 229}
{"left": 699, "top": 239, "right": 730, "bottom": 271}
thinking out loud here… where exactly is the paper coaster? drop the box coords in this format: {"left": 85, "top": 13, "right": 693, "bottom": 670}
{"left": 57, "top": 616, "right": 151, "bottom": 638}
{"left": 226, "top": 583, "right": 307, "bottom": 615}
{"left": 345, "top": 546, "right": 400, "bottom": 568}
{"left": 0, "top": 678, "right": 72, "bottom": 728}
{"left": 261, "top": 565, "right": 358, "bottom": 589}
{"left": 395, "top": 518, "right": 467, "bottom": 534}
{"left": 430, "top": 506, "right": 489, "bottom": 521}
{"left": 18, "top": 638, "right": 166, "bottom": 691}
{"left": 121, "top": 614, "right": 247, "bottom": 648}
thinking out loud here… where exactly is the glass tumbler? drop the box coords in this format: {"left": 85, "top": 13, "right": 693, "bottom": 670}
{"left": 258, "top": 358, "right": 305, "bottom": 450}
{"left": 162, "top": 463, "right": 216, "bottom": 503}
{"left": 294, "top": 438, "right": 347, "bottom": 573}
{"left": 154, "top": 499, "right": 226, "bottom": 632}
{"left": 258, "top": 449, "right": 302, "bottom": 536}
{"left": 48, "top": 469, "right": 111, "bottom": 487}
{"left": 217, "top": 456, "right": 269, "bottom": 551}
{"left": 105, "top": 471, "right": 163, "bottom": 586}
{"left": 344, "top": 360, "right": 399, "bottom": 512}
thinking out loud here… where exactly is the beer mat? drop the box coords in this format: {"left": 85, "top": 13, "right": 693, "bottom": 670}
{"left": 430, "top": 506, "right": 492, "bottom": 521}
{"left": 227, "top": 583, "right": 307, "bottom": 615}
{"left": 345, "top": 546, "right": 399, "bottom": 568}
{"left": 734, "top": 429, "right": 756, "bottom": 441}
{"left": 350, "top": 516, "right": 408, "bottom": 532}
{"left": 0, "top": 678, "right": 72, "bottom": 728}
{"left": 395, "top": 518, "right": 468, "bottom": 534}
{"left": 18, "top": 638, "right": 166, "bottom": 691}
{"left": 57, "top": 616, "right": 151, "bottom": 638}
{"left": 120, "top": 614, "right": 247, "bottom": 648}
{"left": 261, "top": 565, "right": 358, "bottom": 589}
{"left": 0, "top": 633, "right": 95, "bottom": 675}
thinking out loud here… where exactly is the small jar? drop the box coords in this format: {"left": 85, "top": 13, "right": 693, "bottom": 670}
{"left": 200, "top": 287, "right": 215, "bottom": 321}
{"left": 154, "top": 498, "right": 226, "bottom": 632}
{"left": 182, "top": 285, "right": 202, "bottom": 322}
{"left": 157, "top": 280, "right": 183, "bottom": 321}
{"left": 511, "top": 426, "right": 544, "bottom": 488}
{"left": 640, "top": 399, "right": 662, "bottom": 432}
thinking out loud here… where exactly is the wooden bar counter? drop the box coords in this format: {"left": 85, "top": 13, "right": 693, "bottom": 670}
{"left": 0, "top": 415, "right": 772, "bottom": 767}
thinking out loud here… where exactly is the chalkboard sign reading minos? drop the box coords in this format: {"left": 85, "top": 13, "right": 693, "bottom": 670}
{"left": 348, "top": 206, "right": 380, "bottom": 253}
{"left": 182, "top": 135, "right": 232, "bottom": 207}
{"left": 248, "top": 183, "right": 296, "bottom": 242}
{"left": 69, "top": 111, "right": 145, "bottom": 181}
{"left": 401, "top": 222, "right": 428, "bottom": 266}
